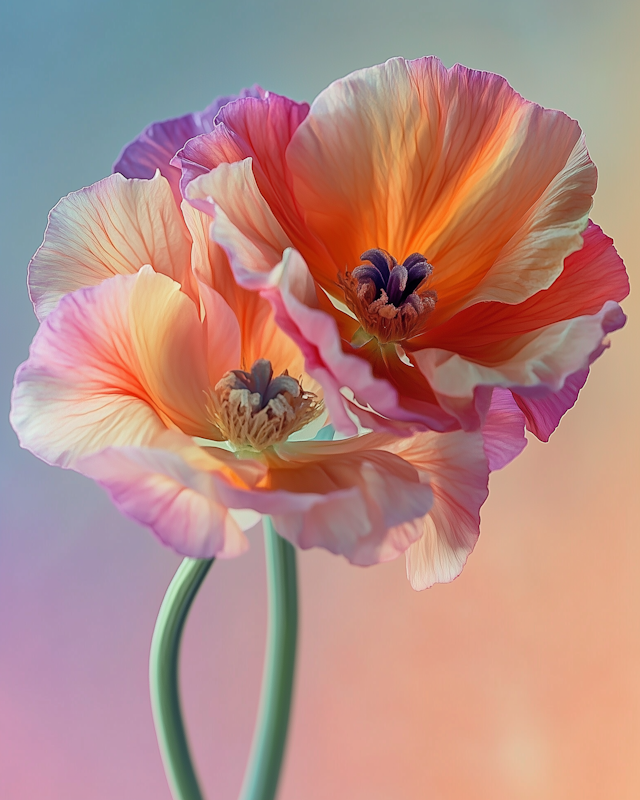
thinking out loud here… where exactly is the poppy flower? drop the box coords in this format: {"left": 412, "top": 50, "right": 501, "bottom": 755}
{"left": 174, "top": 57, "right": 628, "bottom": 438}
{"left": 10, "top": 171, "right": 512, "bottom": 588}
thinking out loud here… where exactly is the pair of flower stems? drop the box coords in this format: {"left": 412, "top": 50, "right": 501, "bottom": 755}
{"left": 150, "top": 517, "right": 297, "bottom": 800}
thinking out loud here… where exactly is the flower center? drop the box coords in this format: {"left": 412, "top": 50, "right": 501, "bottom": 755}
{"left": 340, "top": 249, "right": 437, "bottom": 344}
{"left": 206, "top": 358, "right": 322, "bottom": 451}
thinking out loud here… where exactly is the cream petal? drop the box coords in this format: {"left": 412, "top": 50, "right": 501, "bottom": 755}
{"left": 385, "top": 429, "right": 490, "bottom": 590}
{"left": 186, "top": 159, "right": 291, "bottom": 284}
{"left": 127, "top": 267, "right": 212, "bottom": 436}
{"left": 29, "top": 172, "right": 195, "bottom": 320}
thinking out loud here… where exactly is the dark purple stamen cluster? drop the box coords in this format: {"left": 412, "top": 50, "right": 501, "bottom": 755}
{"left": 228, "top": 359, "right": 299, "bottom": 410}
{"left": 352, "top": 249, "right": 433, "bottom": 307}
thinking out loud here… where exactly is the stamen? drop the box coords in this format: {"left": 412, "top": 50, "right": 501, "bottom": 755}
{"left": 206, "top": 358, "right": 323, "bottom": 451}
{"left": 340, "top": 249, "right": 437, "bottom": 344}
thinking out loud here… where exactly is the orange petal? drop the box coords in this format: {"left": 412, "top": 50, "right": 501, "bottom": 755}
{"left": 286, "top": 57, "right": 595, "bottom": 313}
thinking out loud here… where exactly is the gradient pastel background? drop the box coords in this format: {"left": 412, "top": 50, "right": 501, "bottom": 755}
{"left": 1, "top": 0, "right": 638, "bottom": 798}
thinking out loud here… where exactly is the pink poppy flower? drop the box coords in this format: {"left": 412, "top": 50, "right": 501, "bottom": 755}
{"left": 174, "top": 57, "right": 628, "bottom": 438}
{"left": 11, "top": 171, "right": 512, "bottom": 588}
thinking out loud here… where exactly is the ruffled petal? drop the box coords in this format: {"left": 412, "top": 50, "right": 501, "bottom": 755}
{"left": 286, "top": 56, "right": 595, "bottom": 312}
{"left": 79, "top": 442, "right": 250, "bottom": 558}
{"left": 113, "top": 86, "right": 265, "bottom": 203}
{"left": 262, "top": 435, "right": 434, "bottom": 566}
{"left": 512, "top": 369, "right": 588, "bottom": 442}
{"left": 186, "top": 159, "right": 291, "bottom": 283}
{"left": 181, "top": 200, "right": 307, "bottom": 380}
{"left": 29, "top": 173, "right": 195, "bottom": 320}
{"left": 410, "top": 300, "right": 626, "bottom": 428}
{"left": 385, "top": 429, "right": 490, "bottom": 589}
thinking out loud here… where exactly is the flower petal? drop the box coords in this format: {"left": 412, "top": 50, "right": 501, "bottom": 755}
{"left": 262, "top": 435, "right": 434, "bottom": 566}
{"left": 482, "top": 388, "right": 527, "bottom": 470}
{"left": 113, "top": 86, "right": 266, "bottom": 203}
{"left": 12, "top": 273, "right": 165, "bottom": 468}
{"left": 186, "top": 159, "right": 291, "bottom": 283}
{"left": 410, "top": 300, "right": 626, "bottom": 428}
{"left": 29, "top": 173, "right": 195, "bottom": 320}
{"left": 79, "top": 443, "right": 250, "bottom": 558}
{"left": 286, "top": 56, "right": 595, "bottom": 313}
{"left": 512, "top": 369, "right": 588, "bottom": 442}
{"left": 175, "top": 92, "right": 309, "bottom": 236}
{"left": 386, "top": 429, "right": 490, "bottom": 590}
{"left": 127, "top": 267, "right": 212, "bottom": 435}
{"left": 11, "top": 269, "right": 213, "bottom": 470}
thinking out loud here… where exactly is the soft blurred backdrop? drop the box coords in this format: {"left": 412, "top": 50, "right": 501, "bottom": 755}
{"left": 1, "top": 1, "right": 638, "bottom": 798}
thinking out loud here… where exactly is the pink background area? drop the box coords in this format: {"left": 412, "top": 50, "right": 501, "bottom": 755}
{"left": 1, "top": 0, "right": 639, "bottom": 797}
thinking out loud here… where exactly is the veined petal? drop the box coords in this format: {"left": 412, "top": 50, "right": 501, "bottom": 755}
{"left": 127, "top": 267, "right": 211, "bottom": 436}
{"left": 29, "top": 173, "right": 195, "bottom": 320}
{"left": 181, "top": 200, "right": 307, "bottom": 380}
{"left": 113, "top": 86, "right": 266, "bottom": 204}
{"left": 11, "top": 273, "right": 165, "bottom": 468}
{"left": 482, "top": 388, "right": 527, "bottom": 470}
{"left": 11, "top": 269, "right": 215, "bottom": 472}
{"left": 384, "top": 429, "right": 490, "bottom": 590}
{"left": 79, "top": 443, "right": 250, "bottom": 558}
{"left": 286, "top": 56, "right": 595, "bottom": 311}
{"left": 512, "top": 369, "right": 588, "bottom": 442}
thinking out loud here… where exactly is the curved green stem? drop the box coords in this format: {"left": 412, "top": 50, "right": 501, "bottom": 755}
{"left": 239, "top": 518, "right": 298, "bottom": 800}
{"left": 150, "top": 519, "right": 298, "bottom": 800}
{"left": 150, "top": 557, "right": 214, "bottom": 800}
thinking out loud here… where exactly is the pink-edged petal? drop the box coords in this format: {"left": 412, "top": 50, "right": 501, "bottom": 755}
{"left": 385, "top": 429, "right": 490, "bottom": 590}
{"left": 79, "top": 443, "right": 250, "bottom": 558}
{"left": 113, "top": 86, "right": 266, "bottom": 204}
{"left": 482, "top": 388, "right": 527, "bottom": 470}
{"left": 29, "top": 173, "right": 195, "bottom": 320}
{"left": 410, "top": 300, "right": 626, "bottom": 428}
{"left": 11, "top": 273, "right": 165, "bottom": 469}
{"left": 512, "top": 368, "right": 588, "bottom": 442}
{"left": 175, "top": 92, "right": 309, "bottom": 234}
{"left": 411, "top": 222, "right": 629, "bottom": 353}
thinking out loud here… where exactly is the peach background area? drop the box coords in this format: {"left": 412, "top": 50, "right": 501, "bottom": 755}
{"left": 0, "top": 0, "right": 639, "bottom": 798}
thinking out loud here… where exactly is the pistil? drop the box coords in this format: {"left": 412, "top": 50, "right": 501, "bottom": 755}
{"left": 340, "top": 249, "right": 437, "bottom": 344}
{"left": 206, "top": 359, "right": 322, "bottom": 451}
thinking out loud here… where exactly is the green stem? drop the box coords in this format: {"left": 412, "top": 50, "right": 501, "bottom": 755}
{"left": 150, "top": 557, "right": 214, "bottom": 800}
{"left": 239, "top": 518, "right": 298, "bottom": 800}
{"left": 149, "top": 519, "right": 298, "bottom": 800}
